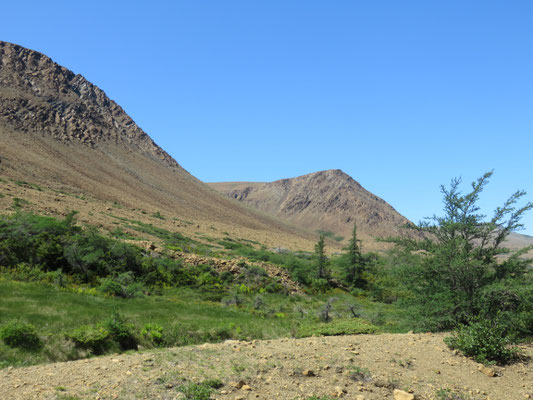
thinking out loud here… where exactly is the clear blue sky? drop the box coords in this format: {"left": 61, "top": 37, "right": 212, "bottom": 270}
{"left": 2, "top": 1, "right": 533, "bottom": 235}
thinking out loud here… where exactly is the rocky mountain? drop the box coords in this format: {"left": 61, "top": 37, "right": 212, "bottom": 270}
{"left": 0, "top": 41, "right": 176, "bottom": 167}
{"left": 209, "top": 169, "right": 411, "bottom": 249}
{"left": 0, "top": 41, "right": 315, "bottom": 250}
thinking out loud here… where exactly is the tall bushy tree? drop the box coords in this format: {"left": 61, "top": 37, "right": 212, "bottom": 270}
{"left": 389, "top": 171, "right": 533, "bottom": 330}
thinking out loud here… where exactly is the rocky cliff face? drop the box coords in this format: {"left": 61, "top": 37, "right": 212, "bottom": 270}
{"left": 209, "top": 169, "right": 411, "bottom": 246}
{"left": 0, "top": 41, "right": 178, "bottom": 169}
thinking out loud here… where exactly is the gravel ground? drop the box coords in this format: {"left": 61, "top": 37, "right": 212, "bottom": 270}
{"left": 1, "top": 333, "right": 531, "bottom": 400}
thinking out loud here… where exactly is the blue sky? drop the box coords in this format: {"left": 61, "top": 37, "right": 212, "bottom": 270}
{"left": 2, "top": 1, "right": 533, "bottom": 234}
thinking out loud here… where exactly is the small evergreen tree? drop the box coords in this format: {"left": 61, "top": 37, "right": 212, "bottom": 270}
{"left": 315, "top": 234, "right": 330, "bottom": 280}
{"left": 343, "top": 223, "right": 366, "bottom": 288}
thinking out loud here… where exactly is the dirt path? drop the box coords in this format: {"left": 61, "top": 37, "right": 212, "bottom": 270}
{"left": 1, "top": 333, "right": 531, "bottom": 400}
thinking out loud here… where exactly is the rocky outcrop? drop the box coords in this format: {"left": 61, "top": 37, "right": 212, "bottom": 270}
{"left": 0, "top": 41, "right": 179, "bottom": 169}
{"left": 127, "top": 240, "right": 301, "bottom": 293}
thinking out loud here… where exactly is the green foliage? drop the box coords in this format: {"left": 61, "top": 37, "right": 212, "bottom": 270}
{"left": 99, "top": 272, "right": 144, "bottom": 298}
{"left": 177, "top": 380, "right": 219, "bottom": 400}
{"left": 202, "top": 379, "right": 224, "bottom": 389}
{"left": 0, "top": 320, "right": 42, "bottom": 350}
{"left": 12, "top": 197, "right": 30, "bottom": 209}
{"left": 298, "top": 318, "right": 378, "bottom": 337}
{"left": 0, "top": 211, "right": 145, "bottom": 282}
{"left": 314, "top": 234, "right": 330, "bottom": 280}
{"left": 340, "top": 224, "right": 369, "bottom": 288}
{"left": 66, "top": 324, "right": 110, "bottom": 354}
{"left": 152, "top": 211, "right": 165, "bottom": 219}
{"left": 105, "top": 309, "right": 138, "bottom": 350}
{"left": 387, "top": 171, "right": 533, "bottom": 331}
{"left": 109, "top": 227, "right": 137, "bottom": 240}
{"left": 316, "top": 229, "right": 344, "bottom": 242}
{"left": 14, "top": 180, "right": 42, "bottom": 191}
{"left": 141, "top": 323, "right": 164, "bottom": 345}
{"left": 444, "top": 317, "right": 520, "bottom": 365}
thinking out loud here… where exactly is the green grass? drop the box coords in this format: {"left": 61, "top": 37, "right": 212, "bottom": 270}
{"left": 0, "top": 276, "right": 414, "bottom": 369}
{"left": 0, "top": 279, "right": 296, "bottom": 368}
{"left": 14, "top": 180, "right": 42, "bottom": 191}
{"left": 298, "top": 318, "right": 378, "bottom": 337}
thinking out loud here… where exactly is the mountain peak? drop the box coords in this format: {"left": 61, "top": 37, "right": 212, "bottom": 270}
{"left": 0, "top": 40, "right": 179, "bottom": 170}
{"left": 209, "top": 170, "right": 410, "bottom": 250}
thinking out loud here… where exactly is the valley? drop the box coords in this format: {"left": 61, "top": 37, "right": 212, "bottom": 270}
{"left": 0, "top": 40, "right": 532, "bottom": 400}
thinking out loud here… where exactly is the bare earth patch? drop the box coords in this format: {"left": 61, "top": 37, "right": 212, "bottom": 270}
{"left": 1, "top": 333, "right": 531, "bottom": 400}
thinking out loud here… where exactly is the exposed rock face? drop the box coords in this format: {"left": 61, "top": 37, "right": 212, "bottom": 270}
{"left": 0, "top": 40, "right": 177, "bottom": 168}
{"left": 209, "top": 169, "right": 411, "bottom": 247}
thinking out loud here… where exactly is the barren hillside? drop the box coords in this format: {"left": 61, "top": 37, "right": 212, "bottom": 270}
{"left": 0, "top": 41, "right": 318, "bottom": 251}
{"left": 209, "top": 170, "right": 412, "bottom": 250}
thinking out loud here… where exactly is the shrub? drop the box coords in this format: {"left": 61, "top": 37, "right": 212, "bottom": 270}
{"left": 105, "top": 310, "right": 138, "bottom": 350}
{"left": 66, "top": 324, "right": 110, "bottom": 354}
{"left": 0, "top": 320, "right": 42, "bottom": 350}
{"left": 444, "top": 317, "right": 520, "bottom": 365}
{"left": 99, "top": 272, "right": 144, "bottom": 298}
{"left": 141, "top": 323, "right": 164, "bottom": 346}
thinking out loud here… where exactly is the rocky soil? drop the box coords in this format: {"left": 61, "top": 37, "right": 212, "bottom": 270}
{"left": 1, "top": 333, "right": 531, "bottom": 400}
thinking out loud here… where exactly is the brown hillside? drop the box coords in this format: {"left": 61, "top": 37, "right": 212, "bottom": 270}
{"left": 0, "top": 41, "right": 317, "bottom": 251}
{"left": 209, "top": 169, "right": 411, "bottom": 250}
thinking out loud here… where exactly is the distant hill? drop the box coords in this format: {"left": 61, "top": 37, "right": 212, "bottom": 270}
{"left": 209, "top": 169, "right": 412, "bottom": 250}
{"left": 505, "top": 232, "right": 533, "bottom": 258}
{"left": 0, "top": 40, "right": 316, "bottom": 250}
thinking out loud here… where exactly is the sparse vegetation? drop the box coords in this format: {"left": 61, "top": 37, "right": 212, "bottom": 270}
{"left": 177, "top": 379, "right": 223, "bottom": 400}
{"left": 317, "top": 229, "right": 344, "bottom": 242}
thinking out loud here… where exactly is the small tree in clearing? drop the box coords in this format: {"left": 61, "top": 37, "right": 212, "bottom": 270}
{"left": 343, "top": 223, "right": 367, "bottom": 288}
{"left": 388, "top": 171, "right": 533, "bottom": 330}
{"left": 315, "top": 234, "right": 330, "bottom": 280}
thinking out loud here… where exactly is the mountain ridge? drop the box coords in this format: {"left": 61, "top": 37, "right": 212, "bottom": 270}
{"left": 209, "top": 169, "right": 411, "bottom": 249}
{"left": 0, "top": 41, "right": 179, "bottom": 169}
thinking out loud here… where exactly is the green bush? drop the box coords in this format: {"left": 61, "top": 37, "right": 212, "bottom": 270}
{"left": 141, "top": 323, "right": 164, "bottom": 345}
{"left": 99, "top": 272, "right": 144, "bottom": 298}
{"left": 105, "top": 310, "right": 138, "bottom": 350}
{"left": 66, "top": 324, "right": 110, "bottom": 354}
{"left": 0, "top": 320, "right": 42, "bottom": 350}
{"left": 444, "top": 317, "right": 520, "bottom": 365}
